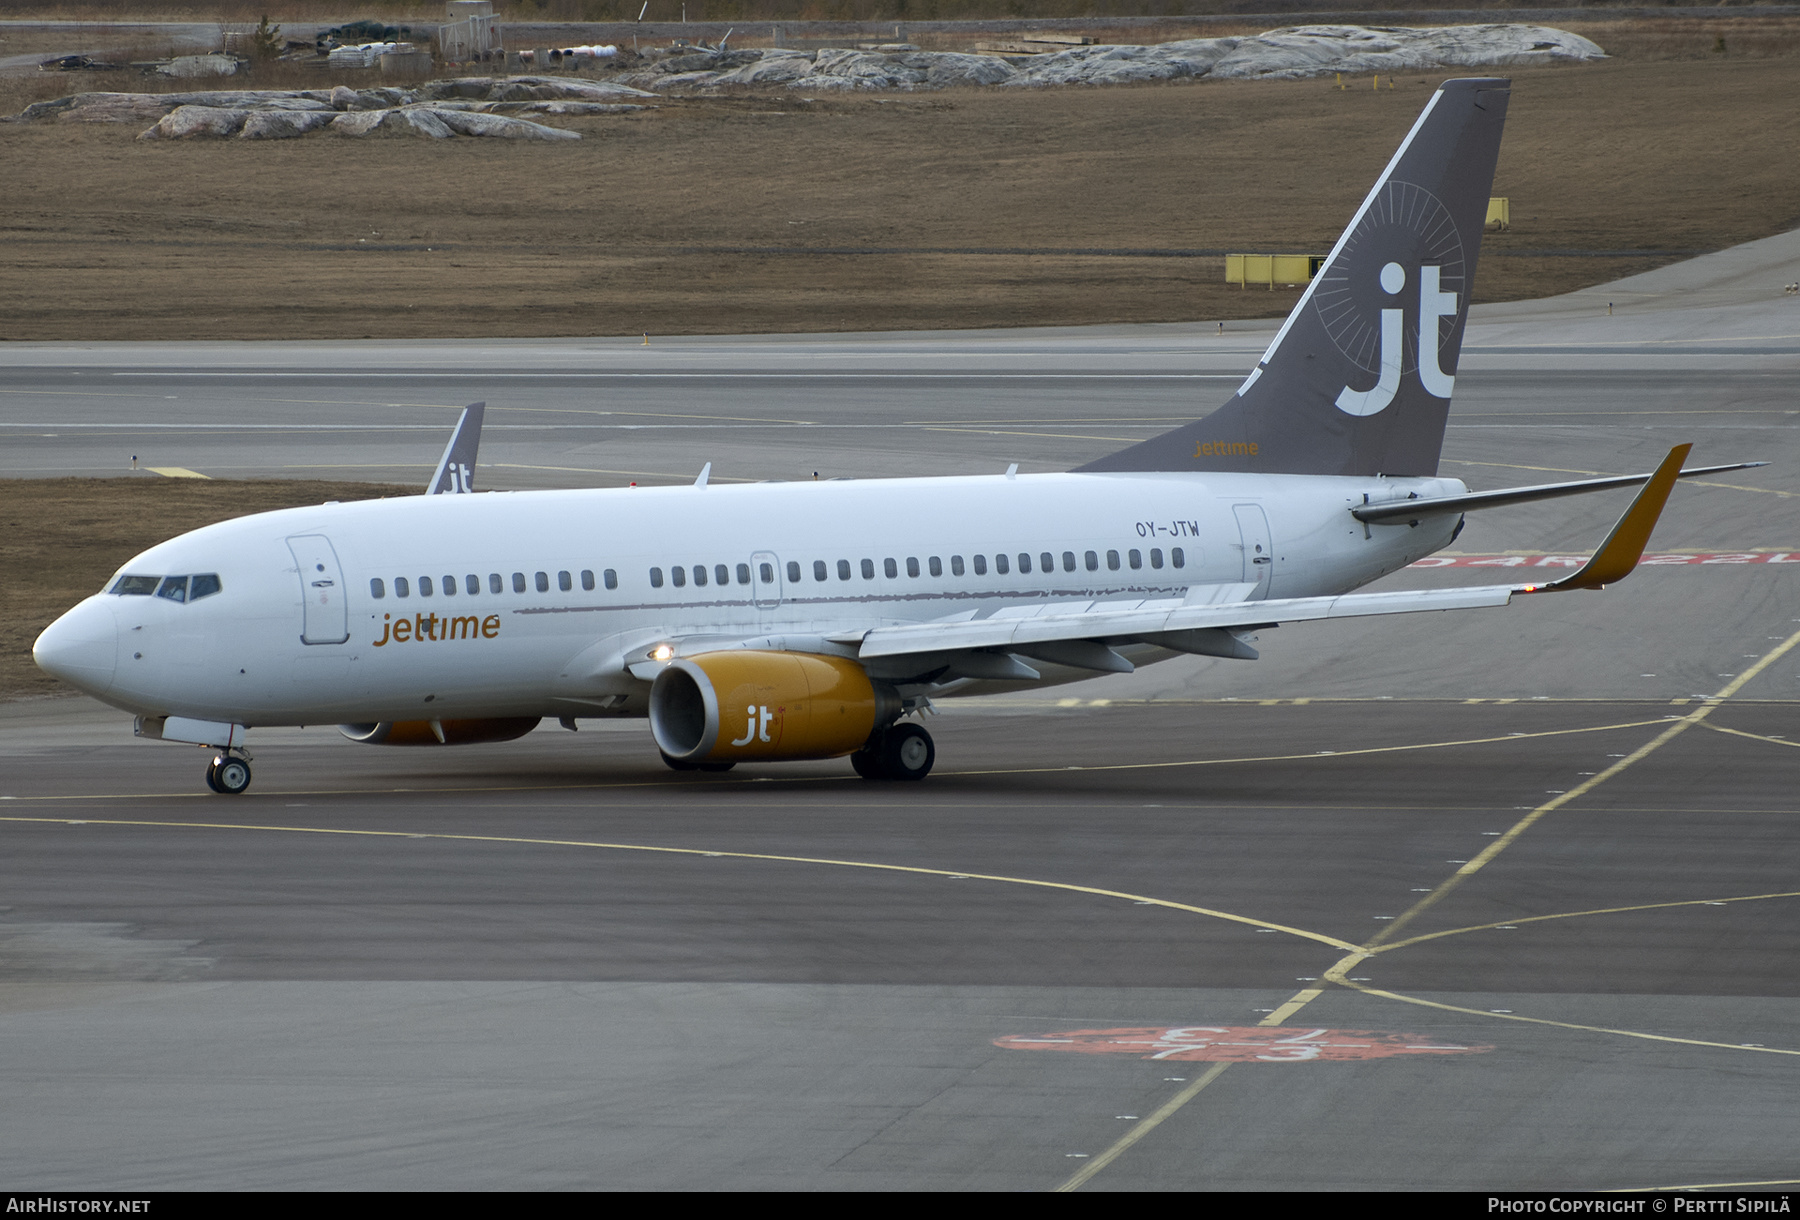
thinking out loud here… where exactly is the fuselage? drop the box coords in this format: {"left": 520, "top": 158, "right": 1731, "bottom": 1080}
{"left": 36, "top": 470, "right": 1464, "bottom": 725}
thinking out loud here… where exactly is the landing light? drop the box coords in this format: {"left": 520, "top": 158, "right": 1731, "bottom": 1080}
{"left": 651, "top": 643, "right": 674, "bottom": 661}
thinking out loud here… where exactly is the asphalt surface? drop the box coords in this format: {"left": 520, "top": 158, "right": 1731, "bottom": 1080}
{"left": 2, "top": 232, "right": 1799, "bottom": 1191}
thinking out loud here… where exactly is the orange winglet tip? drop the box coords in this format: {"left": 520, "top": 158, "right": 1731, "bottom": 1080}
{"left": 1518, "top": 444, "right": 1691, "bottom": 595}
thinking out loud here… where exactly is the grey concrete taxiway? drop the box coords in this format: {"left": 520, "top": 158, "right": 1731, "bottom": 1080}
{"left": 2, "top": 232, "right": 1799, "bottom": 1191}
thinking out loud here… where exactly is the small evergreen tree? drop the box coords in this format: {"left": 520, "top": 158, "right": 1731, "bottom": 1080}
{"left": 250, "top": 16, "right": 283, "bottom": 60}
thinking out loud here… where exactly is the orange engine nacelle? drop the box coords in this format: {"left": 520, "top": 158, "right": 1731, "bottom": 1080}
{"left": 650, "top": 651, "right": 895, "bottom": 765}
{"left": 338, "top": 718, "right": 542, "bottom": 746}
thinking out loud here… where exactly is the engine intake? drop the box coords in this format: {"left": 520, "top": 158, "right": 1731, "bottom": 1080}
{"left": 650, "top": 651, "right": 895, "bottom": 765}
{"left": 338, "top": 718, "right": 541, "bottom": 746}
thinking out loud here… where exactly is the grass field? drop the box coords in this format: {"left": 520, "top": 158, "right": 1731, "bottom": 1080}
{"left": 2, "top": 51, "right": 1797, "bottom": 341}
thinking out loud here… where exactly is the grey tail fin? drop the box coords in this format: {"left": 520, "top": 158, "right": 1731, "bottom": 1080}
{"left": 426, "top": 401, "right": 484, "bottom": 495}
{"left": 1077, "top": 77, "right": 1511, "bottom": 478}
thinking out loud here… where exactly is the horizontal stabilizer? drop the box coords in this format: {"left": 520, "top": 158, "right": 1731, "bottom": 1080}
{"left": 1354, "top": 457, "right": 1761, "bottom": 524}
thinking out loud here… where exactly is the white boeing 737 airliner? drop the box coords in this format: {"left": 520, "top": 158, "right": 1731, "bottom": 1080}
{"left": 33, "top": 79, "right": 1755, "bottom": 794}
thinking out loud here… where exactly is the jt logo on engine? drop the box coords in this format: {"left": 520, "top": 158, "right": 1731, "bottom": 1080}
{"left": 731, "top": 704, "right": 778, "bottom": 747}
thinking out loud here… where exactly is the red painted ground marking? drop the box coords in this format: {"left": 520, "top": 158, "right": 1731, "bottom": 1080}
{"left": 994, "top": 1026, "right": 1492, "bottom": 1062}
{"left": 1412, "top": 553, "right": 1800, "bottom": 569}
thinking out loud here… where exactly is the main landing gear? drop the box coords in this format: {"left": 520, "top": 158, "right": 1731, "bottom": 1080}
{"left": 852, "top": 721, "right": 935, "bottom": 782}
{"left": 204, "top": 752, "right": 252, "bottom": 795}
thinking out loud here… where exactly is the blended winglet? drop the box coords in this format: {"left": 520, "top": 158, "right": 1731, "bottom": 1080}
{"left": 426, "top": 402, "right": 485, "bottom": 495}
{"left": 1519, "top": 444, "right": 1691, "bottom": 594}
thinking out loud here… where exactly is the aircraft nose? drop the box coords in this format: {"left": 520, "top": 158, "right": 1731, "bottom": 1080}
{"left": 33, "top": 598, "right": 118, "bottom": 694}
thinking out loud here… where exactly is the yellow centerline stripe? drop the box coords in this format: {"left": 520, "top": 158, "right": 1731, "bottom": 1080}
{"left": 0, "top": 815, "right": 1358, "bottom": 952}
{"left": 1623, "top": 1178, "right": 1800, "bottom": 1193}
{"left": 1370, "top": 888, "right": 1800, "bottom": 954}
{"left": 1364, "top": 625, "right": 1800, "bottom": 948}
{"left": 1698, "top": 722, "right": 1800, "bottom": 749}
{"left": 0, "top": 718, "right": 1678, "bottom": 803}
{"left": 954, "top": 719, "right": 1676, "bottom": 776}
{"left": 1056, "top": 1061, "right": 1234, "bottom": 1192}
{"left": 1320, "top": 975, "right": 1800, "bottom": 1058}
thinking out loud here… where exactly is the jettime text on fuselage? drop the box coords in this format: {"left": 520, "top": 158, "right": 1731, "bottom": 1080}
{"left": 372, "top": 612, "right": 501, "bottom": 646}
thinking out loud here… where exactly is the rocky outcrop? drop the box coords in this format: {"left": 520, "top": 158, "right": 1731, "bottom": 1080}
{"left": 137, "top": 105, "right": 250, "bottom": 139}
{"left": 647, "top": 23, "right": 1601, "bottom": 92}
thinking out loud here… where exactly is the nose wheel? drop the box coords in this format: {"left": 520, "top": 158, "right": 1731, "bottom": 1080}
{"left": 851, "top": 722, "right": 935, "bottom": 782}
{"left": 205, "top": 753, "right": 252, "bottom": 795}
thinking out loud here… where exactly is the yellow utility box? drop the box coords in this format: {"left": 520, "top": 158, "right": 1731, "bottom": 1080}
{"left": 1485, "top": 197, "right": 1510, "bottom": 231}
{"left": 1227, "top": 253, "right": 1326, "bottom": 289}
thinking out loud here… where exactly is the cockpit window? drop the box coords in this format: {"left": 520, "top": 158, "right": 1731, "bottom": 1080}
{"left": 110, "top": 573, "right": 221, "bottom": 601}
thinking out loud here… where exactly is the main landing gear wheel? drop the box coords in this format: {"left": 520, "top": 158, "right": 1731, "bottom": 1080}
{"left": 854, "top": 722, "right": 935, "bottom": 782}
{"left": 205, "top": 753, "right": 252, "bottom": 795}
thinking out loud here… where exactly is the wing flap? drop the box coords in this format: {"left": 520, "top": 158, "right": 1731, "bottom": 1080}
{"left": 853, "top": 584, "right": 1515, "bottom": 660}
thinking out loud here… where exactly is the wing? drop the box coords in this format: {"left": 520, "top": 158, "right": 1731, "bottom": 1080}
{"left": 832, "top": 444, "right": 1695, "bottom": 678}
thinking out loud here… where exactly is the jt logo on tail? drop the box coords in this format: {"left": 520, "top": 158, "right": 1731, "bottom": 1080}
{"left": 1078, "top": 78, "right": 1510, "bottom": 479}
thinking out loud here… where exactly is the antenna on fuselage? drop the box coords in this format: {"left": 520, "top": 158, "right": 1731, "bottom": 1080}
{"left": 426, "top": 402, "right": 484, "bottom": 495}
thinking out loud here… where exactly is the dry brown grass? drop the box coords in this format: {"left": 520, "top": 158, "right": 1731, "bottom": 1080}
{"left": 1, "top": 55, "right": 1797, "bottom": 341}
{"left": 2, "top": 478, "right": 415, "bottom": 699}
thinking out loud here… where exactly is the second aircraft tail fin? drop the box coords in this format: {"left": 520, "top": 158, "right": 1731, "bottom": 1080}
{"left": 1079, "top": 77, "right": 1511, "bottom": 479}
{"left": 426, "top": 401, "right": 485, "bottom": 495}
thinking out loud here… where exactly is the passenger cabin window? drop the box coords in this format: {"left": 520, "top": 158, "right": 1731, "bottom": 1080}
{"left": 1085, "top": 551, "right": 1098, "bottom": 572}
{"left": 1150, "top": 549, "right": 1164, "bottom": 569}
{"left": 466, "top": 574, "right": 480, "bottom": 595}
{"left": 441, "top": 576, "right": 455, "bottom": 596}
{"left": 559, "top": 571, "right": 572, "bottom": 592}
{"left": 1107, "top": 550, "right": 1120, "bottom": 571}
{"left": 581, "top": 570, "right": 595, "bottom": 591}
{"left": 813, "top": 560, "right": 828, "bottom": 582}
{"left": 1172, "top": 547, "right": 1186, "bottom": 568}
{"left": 757, "top": 563, "right": 772, "bottom": 584}
{"left": 672, "top": 567, "right": 687, "bottom": 588}
{"left": 512, "top": 572, "right": 526, "bottom": 593}
{"left": 1129, "top": 549, "right": 1142, "bottom": 570}
{"left": 861, "top": 559, "right": 875, "bottom": 580}
{"left": 787, "top": 561, "right": 801, "bottom": 583}
{"left": 693, "top": 566, "right": 707, "bottom": 587}
{"left": 906, "top": 557, "right": 920, "bottom": 578}
{"left": 1042, "top": 552, "right": 1055, "bottom": 573}
{"left": 603, "top": 569, "right": 618, "bottom": 590}
{"left": 1063, "top": 551, "right": 1077, "bottom": 572}
{"left": 110, "top": 575, "right": 160, "bottom": 596}
{"left": 951, "top": 556, "right": 964, "bottom": 576}
{"left": 418, "top": 576, "right": 433, "bottom": 597}
{"left": 737, "top": 563, "right": 752, "bottom": 585}
{"left": 1018, "top": 553, "right": 1032, "bottom": 574}
{"left": 371, "top": 578, "right": 386, "bottom": 600}
{"left": 396, "top": 577, "right": 411, "bottom": 598}
{"left": 973, "top": 555, "right": 987, "bottom": 576}
{"left": 929, "top": 557, "right": 942, "bottom": 577}
{"left": 489, "top": 573, "right": 503, "bottom": 594}
{"left": 836, "top": 559, "right": 851, "bottom": 581}
{"left": 884, "top": 558, "right": 898, "bottom": 579}
{"left": 535, "top": 571, "right": 549, "bottom": 593}
{"left": 995, "top": 554, "right": 1009, "bottom": 575}
{"left": 650, "top": 567, "right": 664, "bottom": 588}
{"left": 715, "top": 564, "right": 730, "bottom": 586}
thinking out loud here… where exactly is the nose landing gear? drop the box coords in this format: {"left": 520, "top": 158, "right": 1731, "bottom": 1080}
{"left": 851, "top": 721, "right": 935, "bottom": 782}
{"left": 205, "top": 752, "right": 253, "bottom": 795}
